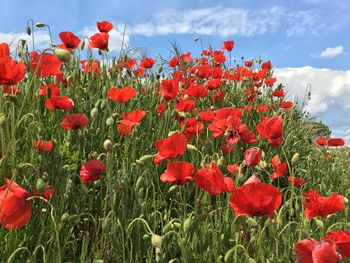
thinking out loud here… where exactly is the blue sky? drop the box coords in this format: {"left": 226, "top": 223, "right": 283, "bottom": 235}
{"left": 1, "top": 0, "right": 350, "bottom": 143}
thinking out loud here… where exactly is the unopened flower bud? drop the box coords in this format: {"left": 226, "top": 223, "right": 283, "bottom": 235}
{"left": 105, "top": 117, "right": 114, "bottom": 126}
{"left": 151, "top": 234, "right": 163, "bottom": 248}
{"left": 90, "top": 108, "right": 98, "bottom": 118}
{"left": 35, "top": 22, "right": 46, "bottom": 28}
{"left": 36, "top": 178, "right": 46, "bottom": 194}
{"left": 291, "top": 153, "right": 300, "bottom": 166}
{"left": 103, "top": 139, "right": 113, "bottom": 152}
{"left": 55, "top": 49, "right": 71, "bottom": 63}
{"left": 26, "top": 26, "right": 31, "bottom": 35}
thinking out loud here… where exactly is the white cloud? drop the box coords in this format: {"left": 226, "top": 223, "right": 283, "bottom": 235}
{"left": 274, "top": 66, "right": 350, "bottom": 144}
{"left": 317, "top": 46, "right": 344, "bottom": 58}
{"left": 79, "top": 24, "right": 129, "bottom": 52}
{"left": 0, "top": 30, "right": 50, "bottom": 52}
{"left": 126, "top": 6, "right": 324, "bottom": 38}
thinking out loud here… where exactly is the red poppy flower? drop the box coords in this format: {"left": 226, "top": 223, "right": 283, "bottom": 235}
{"left": 89, "top": 33, "right": 109, "bottom": 50}
{"left": 97, "top": 21, "right": 113, "bottom": 33}
{"left": 222, "top": 40, "right": 234, "bottom": 52}
{"left": 61, "top": 114, "right": 89, "bottom": 130}
{"left": 107, "top": 86, "right": 136, "bottom": 102}
{"left": 81, "top": 60, "right": 100, "bottom": 73}
{"left": 327, "top": 138, "right": 345, "bottom": 147}
{"left": 323, "top": 230, "right": 350, "bottom": 258}
{"left": 156, "top": 103, "right": 166, "bottom": 114}
{"left": 271, "top": 155, "right": 287, "bottom": 179}
{"left": 3, "top": 86, "right": 20, "bottom": 95}
{"left": 199, "top": 110, "right": 214, "bottom": 123}
{"left": 315, "top": 137, "right": 328, "bottom": 146}
{"left": 158, "top": 78, "right": 180, "bottom": 101}
{"left": 303, "top": 190, "right": 345, "bottom": 218}
{"left": 295, "top": 238, "right": 342, "bottom": 263}
{"left": 37, "top": 84, "right": 61, "bottom": 97}
{"left": 288, "top": 176, "right": 304, "bottom": 187}
{"left": 206, "top": 79, "right": 222, "bottom": 90}
{"left": 256, "top": 116, "right": 284, "bottom": 147}
{"left": 58, "top": 31, "right": 80, "bottom": 50}
{"left": 30, "top": 51, "right": 63, "bottom": 78}
{"left": 0, "top": 178, "right": 32, "bottom": 229}
{"left": 229, "top": 182, "right": 282, "bottom": 219}
{"left": 244, "top": 148, "right": 262, "bottom": 166}
{"left": 244, "top": 61, "right": 253, "bottom": 67}
{"left": 183, "top": 84, "right": 208, "bottom": 98}
{"left": 160, "top": 161, "right": 194, "bottom": 185}
{"left": 117, "top": 110, "right": 146, "bottom": 136}
{"left": 0, "top": 56, "right": 27, "bottom": 85}
{"left": 154, "top": 132, "right": 187, "bottom": 165}
{"left": 175, "top": 99, "right": 195, "bottom": 112}
{"left": 45, "top": 96, "right": 74, "bottom": 110}
{"left": 256, "top": 104, "right": 268, "bottom": 113}
{"left": 280, "top": 101, "right": 294, "bottom": 109}
{"left": 262, "top": 60, "right": 272, "bottom": 70}
{"left": 80, "top": 160, "right": 106, "bottom": 183}
{"left": 272, "top": 89, "right": 285, "bottom": 98}
{"left": 169, "top": 56, "right": 179, "bottom": 67}
{"left": 33, "top": 140, "right": 53, "bottom": 152}
{"left": 194, "top": 162, "right": 234, "bottom": 195}
{"left": 212, "top": 51, "right": 226, "bottom": 64}
{"left": 264, "top": 77, "right": 277, "bottom": 86}
{"left": 226, "top": 164, "right": 243, "bottom": 176}
{"left": 32, "top": 185, "right": 56, "bottom": 200}
{"left": 139, "top": 57, "right": 155, "bottom": 69}
{"left": 0, "top": 43, "right": 10, "bottom": 57}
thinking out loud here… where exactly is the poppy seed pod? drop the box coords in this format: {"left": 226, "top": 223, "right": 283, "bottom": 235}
{"left": 55, "top": 49, "right": 71, "bottom": 63}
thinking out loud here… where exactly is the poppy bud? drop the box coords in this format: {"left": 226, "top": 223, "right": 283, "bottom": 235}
{"left": 35, "top": 178, "right": 46, "bottom": 194}
{"left": 246, "top": 217, "right": 258, "bottom": 228}
{"left": 35, "top": 22, "right": 46, "bottom": 28}
{"left": 186, "top": 144, "right": 199, "bottom": 152}
{"left": 55, "top": 49, "right": 71, "bottom": 63}
{"left": 196, "top": 213, "right": 208, "bottom": 222}
{"left": 291, "top": 153, "right": 300, "bottom": 166}
{"left": 79, "top": 40, "right": 85, "bottom": 50}
{"left": 136, "top": 154, "right": 154, "bottom": 164}
{"left": 98, "top": 49, "right": 103, "bottom": 56}
{"left": 167, "top": 185, "right": 178, "bottom": 193}
{"left": 315, "top": 218, "right": 324, "bottom": 228}
{"left": 162, "top": 222, "right": 173, "bottom": 234}
{"left": 183, "top": 217, "right": 194, "bottom": 232}
{"left": 100, "top": 100, "right": 107, "bottom": 110}
{"left": 103, "top": 139, "right": 113, "bottom": 152}
{"left": 105, "top": 117, "right": 114, "bottom": 126}
{"left": 90, "top": 108, "right": 99, "bottom": 118}
{"left": 258, "top": 160, "right": 267, "bottom": 169}
{"left": 224, "top": 248, "right": 235, "bottom": 263}
{"left": 142, "top": 234, "right": 150, "bottom": 240}
{"left": 0, "top": 114, "right": 6, "bottom": 127}
{"left": 61, "top": 212, "right": 70, "bottom": 222}
{"left": 26, "top": 25, "right": 31, "bottom": 35}
{"left": 217, "top": 156, "right": 224, "bottom": 168}
{"left": 151, "top": 234, "right": 163, "bottom": 248}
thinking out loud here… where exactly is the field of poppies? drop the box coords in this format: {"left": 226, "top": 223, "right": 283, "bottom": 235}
{"left": 0, "top": 20, "right": 349, "bottom": 262}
